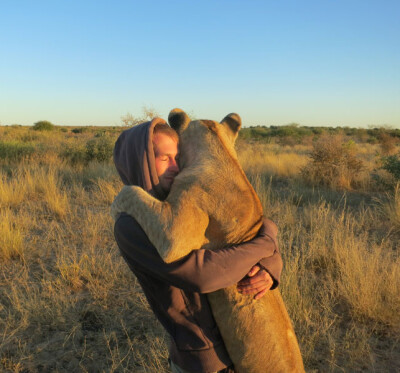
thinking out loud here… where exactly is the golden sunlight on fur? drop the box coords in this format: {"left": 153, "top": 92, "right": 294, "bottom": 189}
{"left": 111, "top": 109, "right": 305, "bottom": 372}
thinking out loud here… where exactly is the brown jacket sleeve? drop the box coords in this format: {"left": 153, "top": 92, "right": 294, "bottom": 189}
{"left": 114, "top": 214, "right": 282, "bottom": 293}
{"left": 256, "top": 219, "right": 282, "bottom": 290}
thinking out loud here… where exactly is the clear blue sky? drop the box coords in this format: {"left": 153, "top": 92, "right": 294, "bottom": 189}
{"left": 1, "top": 0, "right": 399, "bottom": 127}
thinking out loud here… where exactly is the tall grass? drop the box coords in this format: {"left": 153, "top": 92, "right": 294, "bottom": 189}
{"left": 374, "top": 183, "right": 400, "bottom": 232}
{"left": 0, "top": 141, "right": 35, "bottom": 161}
{"left": 0, "top": 209, "right": 25, "bottom": 261}
{"left": 251, "top": 175, "right": 400, "bottom": 371}
{"left": 0, "top": 166, "right": 69, "bottom": 218}
{"left": 238, "top": 142, "right": 309, "bottom": 179}
{"left": 0, "top": 126, "right": 399, "bottom": 372}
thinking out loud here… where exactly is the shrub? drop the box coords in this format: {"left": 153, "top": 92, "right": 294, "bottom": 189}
{"left": 85, "top": 137, "right": 113, "bottom": 162}
{"left": 301, "top": 135, "right": 364, "bottom": 189}
{"left": 60, "top": 145, "right": 87, "bottom": 165}
{"left": 60, "top": 136, "right": 114, "bottom": 165}
{"left": 72, "top": 127, "right": 89, "bottom": 134}
{"left": 379, "top": 133, "right": 398, "bottom": 155}
{"left": 0, "top": 141, "right": 35, "bottom": 161}
{"left": 33, "top": 120, "right": 55, "bottom": 131}
{"left": 381, "top": 154, "right": 400, "bottom": 180}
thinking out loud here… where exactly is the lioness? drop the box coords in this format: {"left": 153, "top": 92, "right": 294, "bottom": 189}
{"left": 111, "top": 109, "right": 304, "bottom": 373}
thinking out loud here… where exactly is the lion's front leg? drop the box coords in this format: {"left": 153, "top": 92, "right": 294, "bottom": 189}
{"left": 111, "top": 185, "right": 209, "bottom": 263}
{"left": 111, "top": 185, "right": 173, "bottom": 259}
{"left": 111, "top": 185, "right": 164, "bottom": 223}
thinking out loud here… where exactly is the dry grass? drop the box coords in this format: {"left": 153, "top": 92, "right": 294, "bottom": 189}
{"left": 374, "top": 183, "right": 400, "bottom": 232}
{"left": 0, "top": 166, "right": 69, "bottom": 218}
{"left": 0, "top": 209, "right": 25, "bottom": 261}
{"left": 238, "top": 142, "right": 310, "bottom": 179}
{"left": 251, "top": 179, "right": 400, "bottom": 372}
{"left": 0, "top": 126, "right": 399, "bottom": 372}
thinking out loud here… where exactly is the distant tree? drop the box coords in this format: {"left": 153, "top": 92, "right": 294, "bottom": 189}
{"left": 141, "top": 105, "right": 159, "bottom": 121}
{"left": 33, "top": 120, "right": 55, "bottom": 131}
{"left": 121, "top": 105, "right": 159, "bottom": 127}
{"left": 120, "top": 113, "right": 142, "bottom": 127}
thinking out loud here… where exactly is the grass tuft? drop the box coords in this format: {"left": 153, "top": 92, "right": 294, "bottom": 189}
{"left": 374, "top": 183, "right": 400, "bottom": 232}
{"left": 0, "top": 209, "right": 25, "bottom": 261}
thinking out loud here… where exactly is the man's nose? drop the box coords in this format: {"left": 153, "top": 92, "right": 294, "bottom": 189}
{"left": 169, "top": 158, "right": 179, "bottom": 172}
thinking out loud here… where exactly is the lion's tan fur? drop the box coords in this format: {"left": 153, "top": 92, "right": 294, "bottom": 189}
{"left": 111, "top": 109, "right": 304, "bottom": 373}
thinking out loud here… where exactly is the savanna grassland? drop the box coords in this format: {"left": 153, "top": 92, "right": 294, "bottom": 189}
{"left": 1, "top": 122, "right": 400, "bottom": 372}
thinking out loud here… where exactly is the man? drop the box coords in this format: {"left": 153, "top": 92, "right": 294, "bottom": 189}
{"left": 113, "top": 118, "right": 282, "bottom": 373}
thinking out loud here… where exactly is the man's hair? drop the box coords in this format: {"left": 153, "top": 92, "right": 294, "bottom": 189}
{"left": 153, "top": 122, "right": 179, "bottom": 143}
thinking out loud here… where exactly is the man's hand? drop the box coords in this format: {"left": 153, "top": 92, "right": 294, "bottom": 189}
{"left": 237, "top": 265, "right": 274, "bottom": 300}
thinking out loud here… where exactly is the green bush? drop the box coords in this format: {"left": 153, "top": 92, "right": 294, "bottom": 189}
{"left": 32, "top": 120, "right": 55, "bottom": 131}
{"left": 60, "top": 136, "right": 114, "bottom": 165}
{"left": 0, "top": 141, "right": 35, "bottom": 161}
{"left": 60, "top": 145, "right": 87, "bottom": 165}
{"left": 382, "top": 154, "right": 400, "bottom": 180}
{"left": 239, "top": 127, "right": 272, "bottom": 142}
{"left": 71, "top": 127, "right": 89, "bottom": 134}
{"left": 85, "top": 137, "right": 113, "bottom": 162}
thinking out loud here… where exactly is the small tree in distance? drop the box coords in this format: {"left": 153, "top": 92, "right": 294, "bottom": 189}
{"left": 121, "top": 105, "right": 159, "bottom": 127}
{"left": 33, "top": 120, "right": 55, "bottom": 131}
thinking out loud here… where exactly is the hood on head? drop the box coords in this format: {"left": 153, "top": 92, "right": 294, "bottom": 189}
{"left": 113, "top": 117, "right": 168, "bottom": 200}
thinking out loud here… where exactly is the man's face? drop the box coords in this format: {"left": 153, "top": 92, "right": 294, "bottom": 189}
{"left": 153, "top": 133, "right": 179, "bottom": 193}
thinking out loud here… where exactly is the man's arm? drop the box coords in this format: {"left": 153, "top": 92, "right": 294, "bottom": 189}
{"left": 237, "top": 219, "right": 282, "bottom": 298}
{"left": 114, "top": 213, "right": 282, "bottom": 294}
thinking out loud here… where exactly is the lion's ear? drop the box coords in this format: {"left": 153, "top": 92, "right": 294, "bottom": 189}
{"left": 168, "top": 108, "right": 191, "bottom": 134}
{"left": 220, "top": 113, "right": 241, "bottom": 143}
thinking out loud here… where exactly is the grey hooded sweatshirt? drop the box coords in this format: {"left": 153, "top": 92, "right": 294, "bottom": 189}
{"left": 113, "top": 118, "right": 283, "bottom": 373}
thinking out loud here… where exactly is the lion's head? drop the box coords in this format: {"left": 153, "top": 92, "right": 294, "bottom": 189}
{"left": 168, "top": 108, "right": 242, "bottom": 169}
